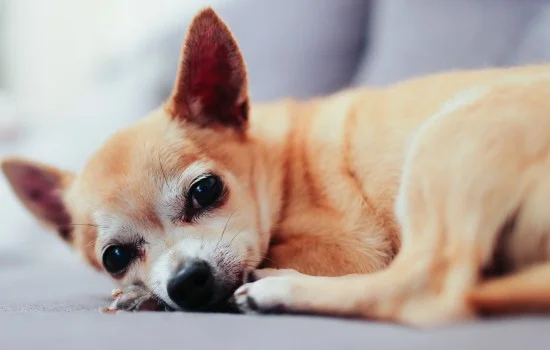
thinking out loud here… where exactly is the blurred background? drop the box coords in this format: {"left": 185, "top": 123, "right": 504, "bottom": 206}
{"left": 1, "top": 0, "right": 550, "bottom": 256}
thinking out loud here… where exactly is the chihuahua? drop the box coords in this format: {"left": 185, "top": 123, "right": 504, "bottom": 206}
{"left": 3, "top": 8, "right": 550, "bottom": 326}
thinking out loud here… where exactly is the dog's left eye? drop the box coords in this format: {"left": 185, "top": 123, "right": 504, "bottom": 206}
{"left": 189, "top": 175, "right": 223, "bottom": 210}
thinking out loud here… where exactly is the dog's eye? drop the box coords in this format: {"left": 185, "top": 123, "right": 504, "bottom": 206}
{"left": 189, "top": 175, "right": 223, "bottom": 210}
{"left": 102, "top": 245, "right": 136, "bottom": 275}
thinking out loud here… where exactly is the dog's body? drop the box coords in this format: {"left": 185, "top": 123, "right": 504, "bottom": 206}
{"left": 3, "top": 8, "right": 550, "bottom": 325}
{"left": 254, "top": 65, "right": 550, "bottom": 277}
{"left": 237, "top": 66, "right": 550, "bottom": 325}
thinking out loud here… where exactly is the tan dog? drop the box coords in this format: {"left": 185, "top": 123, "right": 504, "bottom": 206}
{"left": 3, "top": 8, "right": 550, "bottom": 325}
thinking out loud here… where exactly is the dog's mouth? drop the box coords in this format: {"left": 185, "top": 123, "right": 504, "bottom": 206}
{"left": 165, "top": 283, "right": 242, "bottom": 313}
{"left": 194, "top": 263, "right": 250, "bottom": 313}
{"left": 147, "top": 286, "right": 240, "bottom": 313}
{"left": 196, "top": 274, "right": 246, "bottom": 313}
{"left": 155, "top": 258, "right": 253, "bottom": 313}
{"left": 202, "top": 290, "right": 241, "bottom": 313}
{"left": 162, "top": 270, "right": 247, "bottom": 313}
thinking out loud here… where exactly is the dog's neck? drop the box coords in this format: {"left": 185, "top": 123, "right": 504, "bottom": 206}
{"left": 244, "top": 99, "right": 299, "bottom": 251}
{"left": 245, "top": 91, "right": 403, "bottom": 273}
{"left": 245, "top": 98, "right": 325, "bottom": 252}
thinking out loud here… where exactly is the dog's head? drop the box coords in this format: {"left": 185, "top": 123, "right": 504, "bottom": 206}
{"left": 2, "top": 8, "right": 275, "bottom": 311}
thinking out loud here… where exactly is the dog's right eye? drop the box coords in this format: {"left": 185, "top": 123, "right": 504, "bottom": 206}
{"left": 102, "top": 245, "right": 136, "bottom": 275}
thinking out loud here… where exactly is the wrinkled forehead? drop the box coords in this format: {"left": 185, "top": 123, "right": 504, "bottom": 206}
{"left": 71, "top": 115, "right": 202, "bottom": 226}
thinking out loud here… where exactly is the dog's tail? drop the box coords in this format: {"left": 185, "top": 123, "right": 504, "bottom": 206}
{"left": 467, "top": 262, "right": 550, "bottom": 315}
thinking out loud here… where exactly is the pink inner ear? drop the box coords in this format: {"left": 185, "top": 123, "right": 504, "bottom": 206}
{"left": 189, "top": 36, "right": 234, "bottom": 110}
{"left": 171, "top": 11, "right": 248, "bottom": 128}
{"left": 187, "top": 36, "right": 244, "bottom": 126}
{"left": 14, "top": 166, "right": 71, "bottom": 231}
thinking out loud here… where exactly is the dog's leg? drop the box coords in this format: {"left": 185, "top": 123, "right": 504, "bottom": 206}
{"left": 102, "top": 284, "right": 168, "bottom": 313}
{"left": 466, "top": 161, "right": 550, "bottom": 314}
{"left": 468, "top": 262, "right": 550, "bottom": 315}
{"left": 236, "top": 88, "right": 550, "bottom": 326}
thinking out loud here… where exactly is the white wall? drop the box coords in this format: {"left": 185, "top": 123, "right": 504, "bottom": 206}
{"left": 2, "top": 0, "right": 229, "bottom": 123}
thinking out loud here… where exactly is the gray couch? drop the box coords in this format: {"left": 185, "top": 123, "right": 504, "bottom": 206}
{"left": 3, "top": 0, "right": 550, "bottom": 348}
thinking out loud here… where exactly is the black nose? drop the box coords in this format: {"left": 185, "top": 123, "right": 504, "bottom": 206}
{"left": 167, "top": 260, "right": 215, "bottom": 310}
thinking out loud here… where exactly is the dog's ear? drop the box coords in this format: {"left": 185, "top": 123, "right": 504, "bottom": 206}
{"left": 1, "top": 158, "right": 75, "bottom": 242}
{"left": 166, "top": 7, "right": 249, "bottom": 131}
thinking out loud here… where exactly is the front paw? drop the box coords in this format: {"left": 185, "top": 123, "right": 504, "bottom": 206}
{"left": 234, "top": 277, "right": 297, "bottom": 314}
{"left": 101, "top": 284, "right": 167, "bottom": 313}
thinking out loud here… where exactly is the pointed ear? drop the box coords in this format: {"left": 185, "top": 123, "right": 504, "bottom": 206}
{"left": 2, "top": 157, "right": 75, "bottom": 242}
{"left": 166, "top": 7, "right": 249, "bottom": 131}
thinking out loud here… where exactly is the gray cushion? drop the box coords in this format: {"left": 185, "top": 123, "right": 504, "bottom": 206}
{"left": 2, "top": 257, "right": 550, "bottom": 349}
{"left": 354, "top": 0, "right": 550, "bottom": 86}
{"left": 217, "top": 0, "right": 370, "bottom": 101}
{"left": 3, "top": 314, "right": 550, "bottom": 350}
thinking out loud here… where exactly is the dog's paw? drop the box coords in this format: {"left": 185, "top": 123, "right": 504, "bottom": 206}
{"left": 101, "top": 284, "right": 167, "bottom": 313}
{"left": 234, "top": 276, "right": 297, "bottom": 314}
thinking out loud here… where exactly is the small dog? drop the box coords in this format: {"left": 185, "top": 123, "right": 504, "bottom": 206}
{"left": 3, "top": 8, "right": 550, "bottom": 326}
